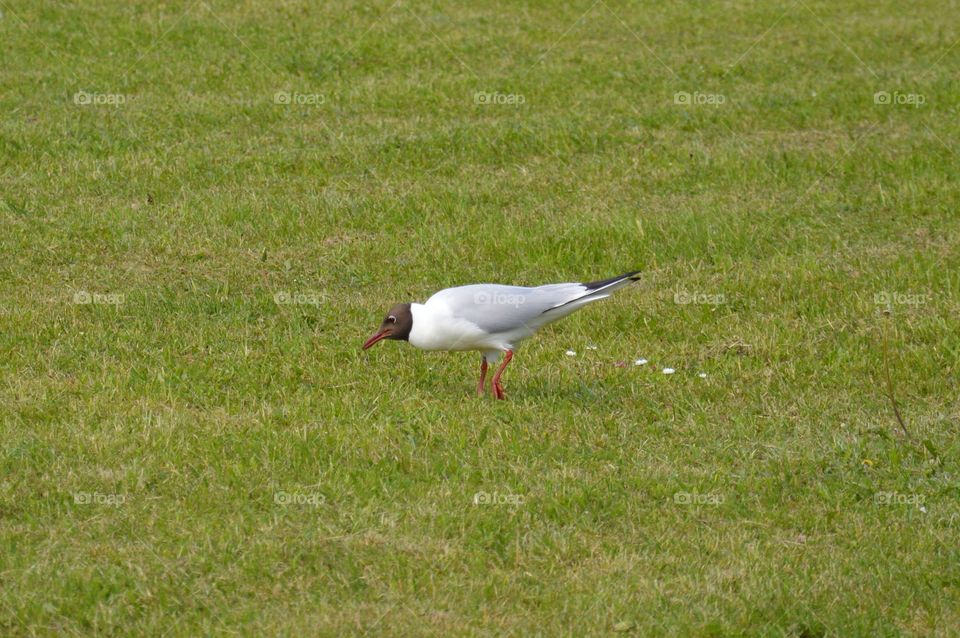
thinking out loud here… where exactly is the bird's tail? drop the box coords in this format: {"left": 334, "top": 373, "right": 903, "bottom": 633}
{"left": 543, "top": 270, "right": 641, "bottom": 315}
{"left": 581, "top": 270, "right": 641, "bottom": 295}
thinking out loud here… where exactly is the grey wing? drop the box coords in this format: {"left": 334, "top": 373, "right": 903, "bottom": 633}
{"left": 426, "top": 283, "right": 587, "bottom": 334}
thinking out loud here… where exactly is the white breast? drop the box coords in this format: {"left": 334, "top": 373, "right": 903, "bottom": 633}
{"left": 408, "top": 302, "right": 514, "bottom": 352}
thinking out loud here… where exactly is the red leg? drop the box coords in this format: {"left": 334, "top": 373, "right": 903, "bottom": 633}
{"left": 491, "top": 350, "right": 513, "bottom": 400}
{"left": 476, "top": 358, "right": 488, "bottom": 396}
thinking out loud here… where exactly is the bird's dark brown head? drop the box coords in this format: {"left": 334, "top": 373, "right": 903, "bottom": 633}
{"left": 362, "top": 303, "right": 413, "bottom": 350}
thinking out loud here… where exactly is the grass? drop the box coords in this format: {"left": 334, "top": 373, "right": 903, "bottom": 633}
{"left": 2, "top": 0, "right": 959, "bottom": 635}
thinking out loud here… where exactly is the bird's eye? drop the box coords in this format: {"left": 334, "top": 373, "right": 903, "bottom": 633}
{"left": 387, "top": 315, "right": 396, "bottom": 323}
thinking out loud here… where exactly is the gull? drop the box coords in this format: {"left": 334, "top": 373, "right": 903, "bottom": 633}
{"left": 362, "top": 271, "right": 640, "bottom": 399}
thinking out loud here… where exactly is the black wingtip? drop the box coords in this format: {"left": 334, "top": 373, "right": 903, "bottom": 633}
{"left": 582, "top": 270, "right": 641, "bottom": 290}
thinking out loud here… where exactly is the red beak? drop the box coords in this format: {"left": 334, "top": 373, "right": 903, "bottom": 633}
{"left": 362, "top": 330, "right": 390, "bottom": 350}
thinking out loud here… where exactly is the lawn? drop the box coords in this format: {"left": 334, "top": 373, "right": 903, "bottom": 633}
{"left": 1, "top": 0, "right": 959, "bottom": 635}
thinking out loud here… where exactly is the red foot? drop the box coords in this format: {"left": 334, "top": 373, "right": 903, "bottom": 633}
{"left": 490, "top": 350, "right": 513, "bottom": 401}
{"left": 476, "top": 358, "right": 488, "bottom": 396}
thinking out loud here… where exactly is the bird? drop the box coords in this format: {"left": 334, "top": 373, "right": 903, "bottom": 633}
{"left": 362, "top": 271, "right": 641, "bottom": 399}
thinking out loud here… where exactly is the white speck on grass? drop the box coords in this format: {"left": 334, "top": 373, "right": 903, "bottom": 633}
{"left": 565, "top": 350, "right": 577, "bottom": 356}
{"left": 586, "top": 345, "right": 598, "bottom": 350}
{"left": 662, "top": 368, "right": 675, "bottom": 374}
{"left": 634, "top": 358, "right": 648, "bottom": 366}
{"left": 698, "top": 372, "right": 707, "bottom": 378}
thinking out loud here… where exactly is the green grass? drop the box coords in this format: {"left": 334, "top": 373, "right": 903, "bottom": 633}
{"left": 2, "top": 0, "right": 959, "bottom": 635}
